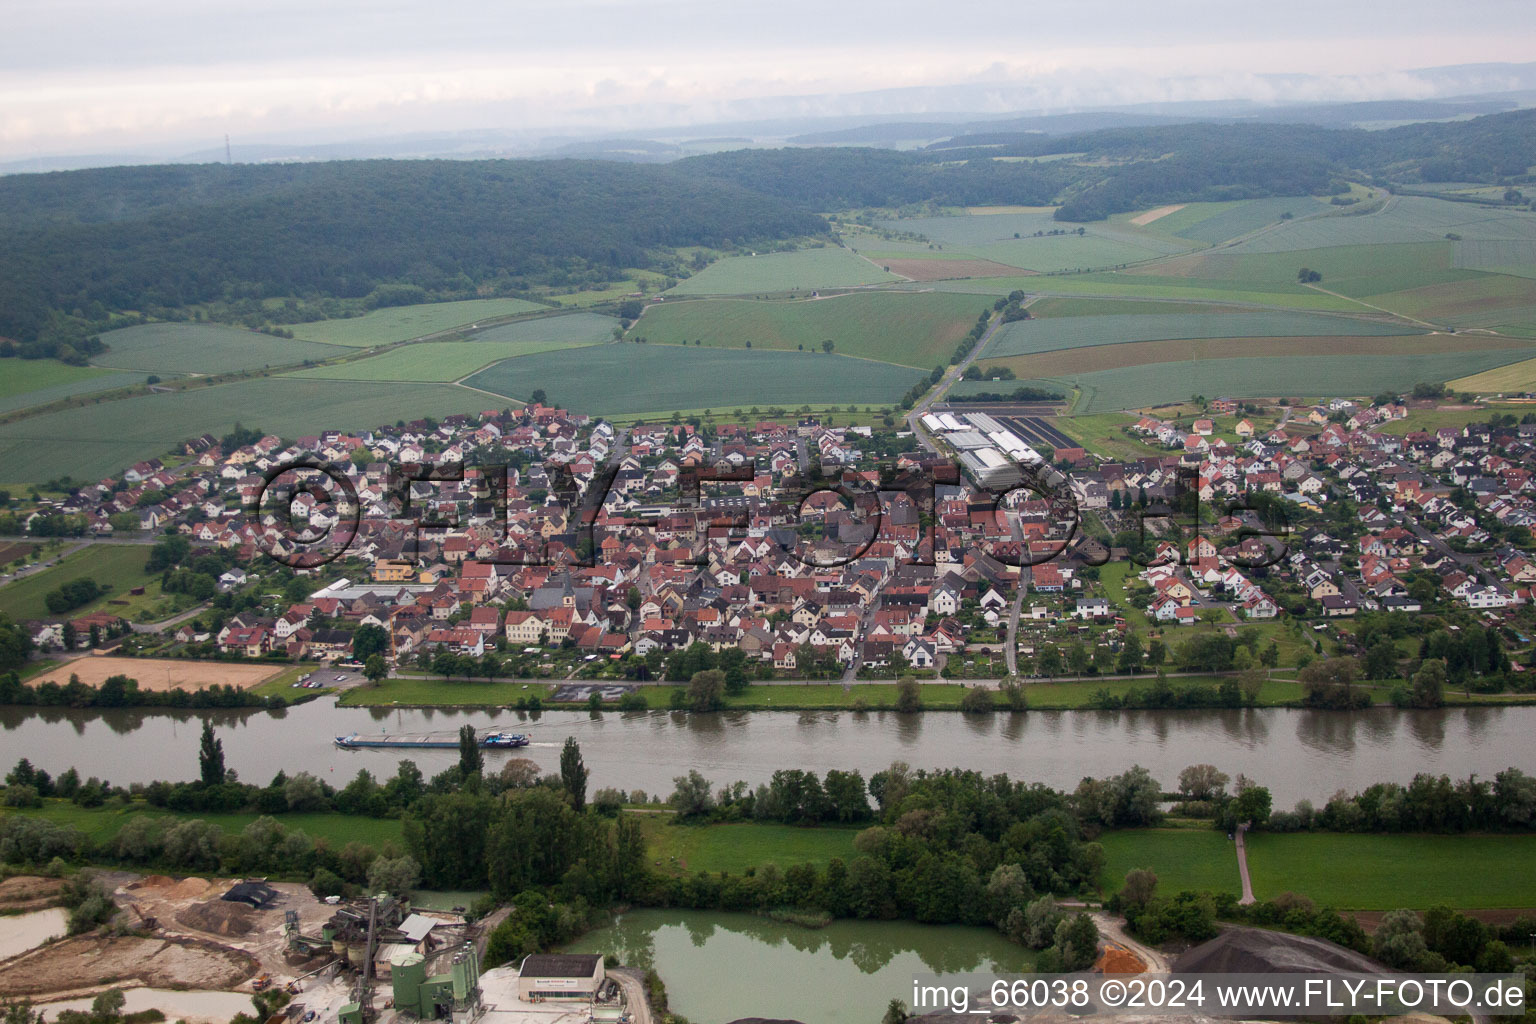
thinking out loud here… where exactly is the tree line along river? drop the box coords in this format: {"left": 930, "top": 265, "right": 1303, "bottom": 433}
{"left": 3, "top": 699, "right": 1533, "bottom": 805}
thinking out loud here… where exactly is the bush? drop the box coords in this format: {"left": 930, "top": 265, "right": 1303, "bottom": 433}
{"left": 959, "top": 687, "right": 995, "bottom": 714}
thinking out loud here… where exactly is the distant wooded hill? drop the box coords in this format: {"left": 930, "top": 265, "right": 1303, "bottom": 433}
{"left": 1, "top": 108, "right": 1532, "bottom": 350}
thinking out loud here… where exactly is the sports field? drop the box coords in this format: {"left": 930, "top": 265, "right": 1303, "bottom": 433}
{"left": 28, "top": 657, "right": 284, "bottom": 691}
{"left": 669, "top": 247, "right": 897, "bottom": 294}
{"left": 94, "top": 323, "right": 349, "bottom": 374}
{"left": 985, "top": 311, "right": 1422, "bottom": 359}
{"left": 0, "top": 378, "right": 496, "bottom": 483}
{"left": 283, "top": 338, "right": 598, "bottom": 383}
{"left": 0, "top": 362, "right": 140, "bottom": 416}
{"left": 462, "top": 344, "right": 924, "bottom": 415}
{"left": 631, "top": 292, "right": 984, "bottom": 367}
{"left": 289, "top": 298, "right": 549, "bottom": 346}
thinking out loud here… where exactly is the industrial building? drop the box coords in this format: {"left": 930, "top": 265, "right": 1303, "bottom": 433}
{"left": 514, "top": 953, "right": 606, "bottom": 1000}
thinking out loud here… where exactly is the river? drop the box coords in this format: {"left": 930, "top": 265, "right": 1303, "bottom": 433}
{"left": 4, "top": 700, "right": 1533, "bottom": 805}
{"left": 563, "top": 908, "right": 1030, "bottom": 1024}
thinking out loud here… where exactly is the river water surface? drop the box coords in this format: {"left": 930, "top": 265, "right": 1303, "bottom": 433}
{"left": 3, "top": 700, "right": 1533, "bottom": 805}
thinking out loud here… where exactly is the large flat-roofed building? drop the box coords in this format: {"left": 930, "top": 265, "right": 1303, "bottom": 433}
{"left": 516, "top": 953, "right": 605, "bottom": 1000}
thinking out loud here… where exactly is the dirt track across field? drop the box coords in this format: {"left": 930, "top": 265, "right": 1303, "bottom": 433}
{"left": 29, "top": 657, "right": 283, "bottom": 691}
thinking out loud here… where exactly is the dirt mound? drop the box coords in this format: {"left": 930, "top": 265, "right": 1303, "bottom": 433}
{"left": 1174, "top": 926, "right": 1385, "bottom": 975}
{"left": 1096, "top": 944, "right": 1146, "bottom": 974}
{"left": 131, "top": 875, "right": 177, "bottom": 890}
{"left": 176, "top": 899, "right": 257, "bottom": 937}
{"left": 0, "top": 934, "right": 256, "bottom": 997}
{"left": 169, "top": 877, "right": 215, "bottom": 899}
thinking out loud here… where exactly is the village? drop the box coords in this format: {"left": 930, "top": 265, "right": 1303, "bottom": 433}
{"left": 13, "top": 389, "right": 1536, "bottom": 695}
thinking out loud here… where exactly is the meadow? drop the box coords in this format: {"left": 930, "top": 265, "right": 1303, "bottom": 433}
{"left": 984, "top": 311, "right": 1422, "bottom": 359}
{"left": 0, "top": 543, "right": 160, "bottom": 622}
{"left": 922, "top": 275, "right": 1359, "bottom": 311}
{"left": 668, "top": 247, "right": 897, "bottom": 295}
{"left": 283, "top": 339, "right": 598, "bottom": 383}
{"left": 461, "top": 344, "right": 925, "bottom": 416}
{"left": 630, "top": 292, "right": 984, "bottom": 368}
{"left": 1046, "top": 348, "right": 1535, "bottom": 414}
{"left": 0, "top": 378, "right": 496, "bottom": 483}
{"left": 93, "top": 323, "right": 350, "bottom": 375}
{"left": 1098, "top": 829, "right": 1242, "bottom": 898}
{"left": 0, "top": 362, "right": 141, "bottom": 416}
{"left": 636, "top": 817, "right": 862, "bottom": 875}
{"left": 1244, "top": 832, "right": 1536, "bottom": 908}
{"left": 289, "top": 298, "right": 549, "bottom": 346}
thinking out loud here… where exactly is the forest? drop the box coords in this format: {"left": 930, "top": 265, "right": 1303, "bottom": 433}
{"left": 2, "top": 108, "right": 1534, "bottom": 352}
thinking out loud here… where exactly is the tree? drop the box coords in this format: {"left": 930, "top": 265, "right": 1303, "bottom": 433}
{"left": 822, "top": 339, "right": 835, "bottom": 354}
{"left": 559, "top": 737, "right": 588, "bottom": 812}
{"left": 882, "top": 999, "right": 909, "bottom": 1024}
{"left": 1177, "top": 764, "right": 1229, "bottom": 801}
{"left": 1121, "top": 868, "right": 1158, "bottom": 911}
{"left": 366, "top": 855, "right": 421, "bottom": 896}
{"left": 363, "top": 654, "right": 388, "bottom": 686}
{"left": 1232, "top": 784, "right": 1272, "bottom": 829}
{"left": 198, "top": 721, "right": 225, "bottom": 787}
{"left": 1373, "top": 909, "right": 1428, "bottom": 969}
{"left": 896, "top": 675, "right": 923, "bottom": 713}
{"left": 669, "top": 770, "right": 715, "bottom": 819}
{"left": 1411, "top": 658, "right": 1446, "bottom": 708}
{"left": 458, "top": 724, "right": 482, "bottom": 777}
{"left": 686, "top": 669, "right": 725, "bottom": 712}
{"left": 351, "top": 624, "right": 388, "bottom": 661}
{"left": 530, "top": 389, "right": 548, "bottom": 405}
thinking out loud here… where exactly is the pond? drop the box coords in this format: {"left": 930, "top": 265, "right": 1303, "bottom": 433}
{"left": 563, "top": 908, "right": 1032, "bottom": 1024}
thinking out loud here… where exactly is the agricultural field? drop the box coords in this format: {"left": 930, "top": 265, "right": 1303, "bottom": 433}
{"left": 0, "top": 362, "right": 141, "bottom": 416}
{"left": 668, "top": 246, "right": 897, "bottom": 295}
{"left": 1025, "top": 298, "right": 1253, "bottom": 318}
{"left": 462, "top": 344, "right": 925, "bottom": 416}
{"left": 1135, "top": 196, "right": 1331, "bottom": 245}
{"left": 468, "top": 311, "right": 620, "bottom": 344}
{"left": 1145, "top": 241, "right": 1478, "bottom": 301}
{"left": 1052, "top": 348, "right": 1535, "bottom": 414}
{"left": 1450, "top": 356, "right": 1536, "bottom": 394}
{"left": 1245, "top": 832, "right": 1536, "bottom": 909}
{"left": 0, "top": 543, "right": 163, "bottom": 622}
{"left": 982, "top": 334, "right": 1524, "bottom": 380}
{"left": 921, "top": 274, "right": 1360, "bottom": 311}
{"left": 870, "top": 210, "right": 1205, "bottom": 274}
{"left": 1223, "top": 195, "right": 1536, "bottom": 254}
{"left": 636, "top": 817, "right": 861, "bottom": 876}
{"left": 1453, "top": 238, "right": 1536, "bottom": 278}
{"left": 283, "top": 339, "right": 598, "bottom": 383}
{"left": 984, "top": 311, "right": 1422, "bottom": 359}
{"left": 630, "top": 292, "right": 984, "bottom": 368}
{"left": 0, "top": 378, "right": 496, "bottom": 484}
{"left": 1098, "top": 829, "right": 1243, "bottom": 898}
{"left": 93, "top": 323, "right": 349, "bottom": 375}
{"left": 1362, "top": 274, "right": 1536, "bottom": 324}
{"left": 288, "top": 298, "right": 549, "bottom": 346}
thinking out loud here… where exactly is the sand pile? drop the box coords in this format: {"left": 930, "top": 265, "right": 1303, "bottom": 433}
{"left": 169, "top": 877, "right": 215, "bottom": 899}
{"left": 1096, "top": 943, "right": 1146, "bottom": 974}
{"left": 131, "top": 875, "right": 177, "bottom": 890}
{"left": 175, "top": 899, "right": 258, "bottom": 937}
{"left": 1174, "top": 926, "right": 1384, "bottom": 975}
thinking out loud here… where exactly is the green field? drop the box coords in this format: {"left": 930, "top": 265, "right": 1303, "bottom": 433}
{"left": 636, "top": 817, "right": 862, "bottom": 875}
{"left": 1025, "top": 298, "right": 1253, "bottom": 318}
{"left": 985, "top": 311, "right": 1421, "bottom": 359}
{"left": 923, "top": 275, "right": 1359, "bottom": 311}
{"left": 1098, "top": 829, "right": 1243, "bottom": 898}
{"left": 462, "top": 344, "right": 925, "bottom": 416}
{"left": 1245, "top": 832, "right": 1536, "bottom": 908}
{"left": 632, "top": 292, "right": 984, "bottom": 368}
{"left": 289, "top": 299, "right": 549, "bottom": 346}
{"left": 1450, "top": 357, "right": 1536, "bottom": 393}
{"left": 1052, "top": 349, "right": 1534, "bottom": 413}
{"left": 339, "top": 677, "right": 557, "bottom": 706}
{"left": 0, "top": 362, "right": 141, "bottom": 416}
{"left": 1223, "top": 196, "right": 1536, "bottom": 254}
{"left": 0, "top": 378, "right": 497, "bottom": 483}
{"left": 283, "top": 339, "right": 598, "bottom": 383}
{"left": 871, "top": 211, "right": 1204, "bottom": 273}
{"left": 669, "top": 247, "right": 897, "bottom": 295}
{"left": 1453, "top": 238, "right": 1536, "bottom": 277}
{"left": 6, "top": 801, "right": 404, "bottom": 850}
{"left": 1158, "top": 197, "right": 1331, "bottom": 244}
{"left": 94, "top": 323, "right": 350, "bottom": 375}
{"left": 1159, "top": 241, "right": 1477, "bottom": 301}
{"left": 468, "top": 312, "right": 621, "bottom": 344}
{"left": 0, "top": 543, "right": 163, "bottom": 622}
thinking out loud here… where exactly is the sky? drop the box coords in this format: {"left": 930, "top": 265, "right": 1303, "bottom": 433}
{"left": 4, "top": 0, "right": 1536, "bottom": 161}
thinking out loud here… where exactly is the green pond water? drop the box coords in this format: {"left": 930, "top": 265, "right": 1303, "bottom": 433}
{"left": 564, "top": 908, "right": 1034, "bottom": 1023}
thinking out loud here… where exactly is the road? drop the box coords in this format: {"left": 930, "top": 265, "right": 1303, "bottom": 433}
{"left": 1234, "top": 824, "right": 1256, "bottom": 905}
{"left": 905, "top": 309, "right": 1007, "bottom": 453}
{"left": 607, "top": 967, "right": 655, "bottom": 1024}
{"left": 1092, "top": 912, "right": 1171, "bottom": 973}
